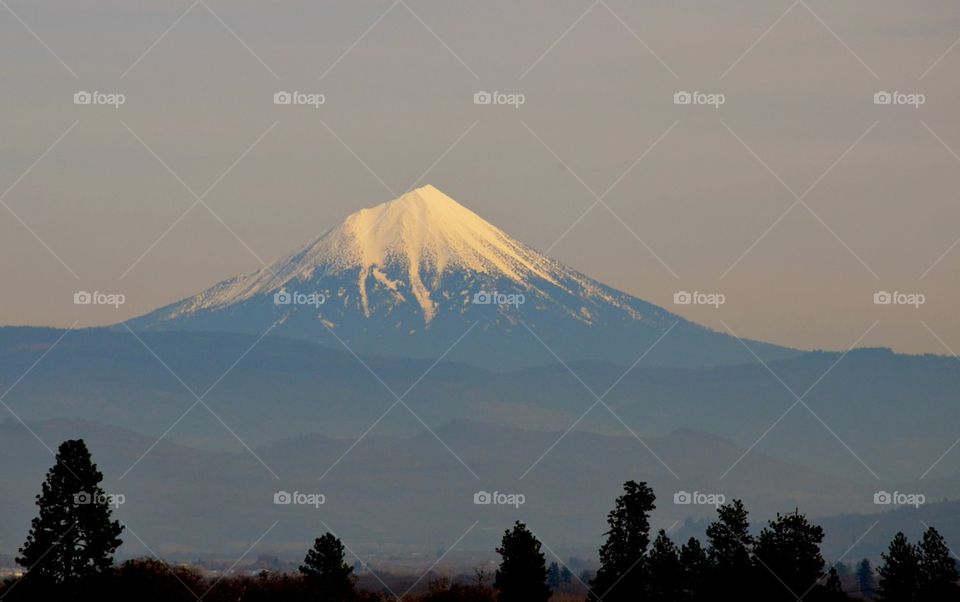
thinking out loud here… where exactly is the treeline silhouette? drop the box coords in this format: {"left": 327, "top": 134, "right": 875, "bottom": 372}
{"left": 2, "top": 440, "right": 959, "bottom": 601}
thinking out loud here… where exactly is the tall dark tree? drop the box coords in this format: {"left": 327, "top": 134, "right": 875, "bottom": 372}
{"left": 819, "top": 566, "right": 850, "bottom": 602}
{"left": 646, "top": 530, "right": 682, "bottom": 602}
{"left": 706, "top": 499, "right": 754, "bottom": 599}
{"left": 299, "top": 532, "right": 355, "bottom": 599}
{"left": 678, "top": 537, "right": 709, "bottom": 601}
{"left": 17, "top": 439, "right": 123, "bottom": 586}
{"left": 857, "top": 558, "right": 876, "bottom": 599}
{"left": 877, "top": 532, "right": 920, "bottom": 602}
{"left": 752, "top": 510, "right": 826, "bottom": 601}
{"left": 918, "top": 527, "right": 959, "bottom": 600}
{"left": 494, "top": 521, "right": 550, "bottom": 602}
{"left": 589, "top": 480, "right": 656, "bottom": 601}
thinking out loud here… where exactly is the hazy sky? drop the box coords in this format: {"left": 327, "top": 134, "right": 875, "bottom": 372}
{"left": 1, "top": 0, "right": 959, "bottom": 355}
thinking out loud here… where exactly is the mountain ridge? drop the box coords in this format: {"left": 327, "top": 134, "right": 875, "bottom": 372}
{"left": 128, "top": 185, "right": 797, "bottom": 369}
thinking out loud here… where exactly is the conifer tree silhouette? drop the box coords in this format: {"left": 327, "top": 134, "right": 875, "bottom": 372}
{"left": 752, "top": 510, "right": 825, "bottom": 601}
{"left": 877, "top": 532, "right": 920, "bottom": 602}
{"left": 299, "top": 532, "right": 355, "bottom": 599}
{"left": 857, "top": 558, "right": 876, "bottom": 599}
{"left": 589, "top": 480, "right": 656, "bottom": 601}
{"left": 494, "top": 521, "right": 550, "bottom": 602}
{"left": 679, "top": 537, "right": 709, "bottom": 601}
{"left": 646, "top": 529, "right": 682, "bottom": 602}
{"left": 17, "top": 439, "right": 123, "bottom": 586}
{"left": 917, "top": 527, "right": 959, "bottom": 600}
{"left": 706, "top": 499, "right": 754, "bottom": 599}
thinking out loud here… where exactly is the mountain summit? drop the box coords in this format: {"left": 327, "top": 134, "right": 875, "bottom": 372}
{"left": 130, "top": 185, "right": 795, "bottom": 369}
{"left": 209, "top": 184, "right": 567, "bottom": 323}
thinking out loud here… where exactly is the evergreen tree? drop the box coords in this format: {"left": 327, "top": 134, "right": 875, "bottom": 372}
{"left": 856, "top": 558, "right": 876, "bottom": 599}
{"left": 494, "top": 521, "right": 550, "bottom": 602}
{"left": 833, "top": 561, "right": 850, "bottom": 577}
{"left": 17, "top": 439, "right": 123, "bottom": 586}
{"left": 299, "top": 532, "right": 355, "bottom": 599}
{"left": 820, "top": 566, "right": 850, "bottom": 601}
{"left": 877, "top": 532, "right": 920, "bottom": 602}
{"left": 589, "top": 480, "right": 656, "bottom": 601}
{"left": 752, "top": 510, "right": 825, "bottom": 601}
{"left": 918, "top": 527, "right": 959, "bottom": 599}
{"left": 706, "top": 499, "right": 754, "bottom": 599}
{"left": 559, "top": 564, "right": 573, "bottom": 584}
{"left": 547, "top": 561, "right": 560, "bottom": 589}
{"left": 678, "top": 537, "right": 709, "bottom": 601}
{"left": 646, "top": 530, "right": 682, "bottom": 602}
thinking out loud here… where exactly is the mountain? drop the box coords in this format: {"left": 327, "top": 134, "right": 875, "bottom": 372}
{"left": 4, "top": 327, "right": 959, "bottom": 483}
{"left": 129, "top": 185, "right": 796, "bottom": 369}
{"left": 3, "top": 328, "right": 959, "bottom": 560}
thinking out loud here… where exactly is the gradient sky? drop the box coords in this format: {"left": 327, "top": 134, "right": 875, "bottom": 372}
{"left": 1, "top": 0, "right": 958, "bottom": 356}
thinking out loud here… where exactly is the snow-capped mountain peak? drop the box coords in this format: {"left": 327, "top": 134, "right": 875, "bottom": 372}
{"left": 167, "top": 185, "right": 563, "bottom": 322}
{"left": 131, "top": 185, "right": 796, "bottom": 370}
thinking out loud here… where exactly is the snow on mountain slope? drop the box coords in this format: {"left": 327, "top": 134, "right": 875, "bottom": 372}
{"left": 130, "top": 185, "right": 797, "bottom": 369}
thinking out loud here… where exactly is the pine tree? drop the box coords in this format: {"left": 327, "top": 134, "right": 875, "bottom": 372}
{"left": 678, "top": 537, "right": 709, "bottom": 601}
{"left": 752, "top": 510, "right": 825, "bottom": 601}
{"left": 820, "top": 566, "right": 850, "bottom": 601}
{"left": 646, "top": 530, "right": 682, "bottom": 602}
{"left": 833, "top": 561, "right": 849, "bottom": 577}
{"left": 589, "top": 480, "right": 656, "bottom": 601}
{"left": 559, "top": 564, "right": 573, "bottom": 584}
{"left": 706, "top": 499, "right": 754, "bottom": 599}
{"left": 877, "top": 532, "right": 920, "bottom": 602}
{"left": 856, "top": 558, "right": 876, "bottom": 599}
{"left": 299, "top": 532, "right": 355, "bottom": 599}
{"left": 17, "top": 439, "right": 123, "bottom": 586}
{"left": 917, "top": 527, "right": 959, "bottom": 600}
{"left": 494, "top": 521, "right": 550, "bottom": 602}
{"left": 547, "top": 561, "right": 561, "bottom": 588}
